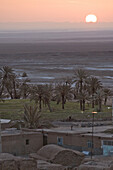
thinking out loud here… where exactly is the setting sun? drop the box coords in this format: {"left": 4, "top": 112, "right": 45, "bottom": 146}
{"left": 85, "top": 14, "right": 97, "bottom": 23}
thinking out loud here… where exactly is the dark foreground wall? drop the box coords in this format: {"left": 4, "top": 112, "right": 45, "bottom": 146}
{"left": 0, "top": 153, "right": 37, "bottom": 170}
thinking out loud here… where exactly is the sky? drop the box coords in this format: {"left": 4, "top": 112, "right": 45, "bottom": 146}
{"left": 0, "top": 0, "right": 113, "bottom": 30}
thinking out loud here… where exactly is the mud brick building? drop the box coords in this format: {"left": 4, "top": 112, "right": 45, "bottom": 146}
{"left": 1, "top": 128, "right": 43, "bottom": 156}
{"left": 1, "top": 126, "right": 113, "bottom": 156}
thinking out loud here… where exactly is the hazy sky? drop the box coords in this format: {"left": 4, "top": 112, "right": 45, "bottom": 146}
{"left": 0, "top": 0, "right": 113, "bottom": 23}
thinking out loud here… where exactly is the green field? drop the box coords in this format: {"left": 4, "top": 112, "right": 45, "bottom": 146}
{"left": 0, "top": 99, "right": 112, "bottom": 121}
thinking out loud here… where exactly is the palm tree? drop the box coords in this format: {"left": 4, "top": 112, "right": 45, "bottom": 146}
{"left": 0, "top": 66, "right": 21, "bottom": 99}
{"left": 0, "top": 81, "right": 6, "bottom": 101}
{"left": 73, "top": 69, "right": 87, "bottom": 110}
{"left": 0, "top": 66, "right": 14, "bottom": 79}
{"left": 37, "top": 85, "right": 45, "bottom": 112}
{"left": 11, "top": 74, "right": 19, "bottom": 99}
{"left": 43, "top": 84, "right": 53, "bottom": 112}
{"left": 20, "top": 78, "right": 30, "bottom": 99}
{"left": 21, "top": 72, "right": 28, "bottom": 77}
{"left": 62, "top": 77, "right": 73, "bottom": 86}
{"left": 86, "top": 76, "right": 102, "bottom": 108}
{"left": 30, "top": 84, "right": 53, "bottom": 112}
{"left": 72, "top": 87, "right": 77, "bottom": 100}
{"left": 0, "top": 73, "right": 3, "bottom": 98}
{"left": 24, "top": 104, "right": 41, "bottom": 129}
{"left": 94, "top": 89, "right": 104, "bottom": 112}
{"left": 103, "top": 88, "right": 111, "bottom": 105}
{"left": 0, "top": 66, "right": 14, "bottom": 97}
{"left": 30, "top": 85, "right": 44, "bottom": 112}
{"left": 76, "top": 88, "right": 89, "bottom": 111}
{"left": 55, "top": 82, "right": 72, "bottom": 109}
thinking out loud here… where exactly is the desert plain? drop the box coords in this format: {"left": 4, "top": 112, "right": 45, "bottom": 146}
{"left": 0, "top": 30, "right": 113, "bottom": 87}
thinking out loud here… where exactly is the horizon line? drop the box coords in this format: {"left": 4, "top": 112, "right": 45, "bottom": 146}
{"left": 0, "top": 21, "right": 113, "bottom": 24}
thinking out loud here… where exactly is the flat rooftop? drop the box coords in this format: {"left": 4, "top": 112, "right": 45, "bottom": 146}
{"left": 1, "top": 124, "right": 113, "bottom": 138}
{"left": 1, "top": 128, "right": 42, "bottom": 136}
{"left": 84, "top": 132, "right": 113, "bottom": 138}
{"left": 36, "top": 125, "right": 113, "bottom": 135}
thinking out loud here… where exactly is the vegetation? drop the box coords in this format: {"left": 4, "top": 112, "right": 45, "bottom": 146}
{"left": 24, "top": 104, "right": 41, "bottom": 128}
{"left": 73, "top": 69, "right": 87, "bottom": 111}
{"left": 0, "top": 66, "right": 113, "bottom": 127}
{"left": 30, "top": 84, "right": 53, "bottom": 112}
{"left": 0, "top": 99, "right": 112, "bottom": 121}
{"left": 0, "top": 66, "right": 30, "bottom": 99}
{"left": 55, "top": 81, "right": 72, "bottom": 109}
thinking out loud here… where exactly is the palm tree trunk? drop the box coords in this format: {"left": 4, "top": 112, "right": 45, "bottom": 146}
{"left": 92, "top": 95, "right": 95, "bottom": 108}
{"left": 23, "top": 91, "right": 27, "bottom": 99}
{"left": 80, "top": 100, "right": 83, "bottom": 110}
{"left": 62, "top": 95, "right": 65, "bottom": 109}
{"left": 13, "top": 80, "right": 17, "bottom": 99}
{"left": 74, "top": 94, "right": 76, "bottom": 100}
{"left": 0, "top": 85, "right": 4, "bottom": 97}
{"left": 92, "top": 101, "right": 94, "bottom": 108}
{"left": 39, "top": 96, "right": 42, "bottom": 112}
{"left": 64, "top": 98, "right": 66, "bottom": 104}
{"left": 98, "top": 100, "right": 102, "bottom": 112}
{"left": 80, "top": 81, "right": 83, "bottom": 111}
{"left": 47, "top": 102, "right": 52, "bottom": 112}
{"left": 6, "top": 87, "right": 13, "bottom": 99}
{"left": 95, "top": 99, "right": 98, "bottom": 105}
{"left": 80, "top": 81, "right": 82, "bottom": 93}
{"left": 57, "top": 99, "right": 60, "bottom": 105}
{"left": 83, "top": 99, "right": 85, "bottom": 111}
{"left": 104, "top": 97, "right": 107, "bottom": 105}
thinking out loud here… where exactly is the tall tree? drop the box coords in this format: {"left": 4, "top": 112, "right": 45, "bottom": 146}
{"left": 0, "top": 66, "right": 21, "bottom": 99}
{"left": 76, "top": 87, "right": 89, "bottom": 111}
{"left": 94, "top": 89, "right": 104, "bottom": 112}
{"left": 103, "top": 88, "right": 111, "bottom": 105}
{"left": 86, "top": 76, "right": 102, "bottom": 108}
{"left": 20, "top": 78, "right": 30, "bottom": 99}
{"left": 30, "top": 85, "right": 44, "bottom": 112}
{"left": 0, "top": 66, "right": 14, "bottom": 97}
{"left": 43, "top": 84, "right": 53, "bottom": 112}
{"left": 55, "top": 82, "right": 72, "bottom": 109}
{"left": 74, "top": 69, "right": 87, "bottom": 110}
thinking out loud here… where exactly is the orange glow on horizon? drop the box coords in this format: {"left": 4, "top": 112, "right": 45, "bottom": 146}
{"left": 0, "top": 0, "right": 113, "bottom": 23}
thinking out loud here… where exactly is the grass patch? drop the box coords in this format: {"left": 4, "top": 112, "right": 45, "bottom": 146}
{"left": 0, "top": 99, "right": 112, "bottom": 121}
{"left": 0, "top": 99, "right": 30, "bottom": 120}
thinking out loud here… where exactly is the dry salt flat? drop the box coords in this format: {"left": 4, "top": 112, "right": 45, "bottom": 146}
{"left": 0, "top": 31, "right": 113, "bottom": 87}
